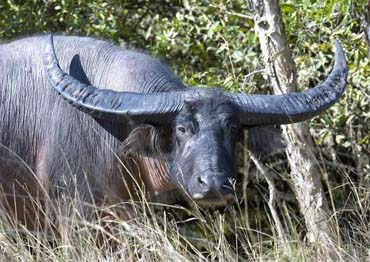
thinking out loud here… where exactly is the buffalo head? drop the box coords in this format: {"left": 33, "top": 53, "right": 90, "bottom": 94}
{"left": 169, "top": 93, "right": 240, "bottom": 206}
{"left": 43, "top": 35, "right": 347, "bottom": 206}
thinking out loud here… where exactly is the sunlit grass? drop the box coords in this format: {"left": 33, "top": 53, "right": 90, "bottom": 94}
{"left": 0, "top": 161, "right": 369, "bottom": 262}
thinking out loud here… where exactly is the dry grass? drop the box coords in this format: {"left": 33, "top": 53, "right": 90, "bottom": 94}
{"left": 0, "top": 163, "right": 369, "bottom": 262}
{"left": 0, "top": 141, "right": 368, "bottom": 261}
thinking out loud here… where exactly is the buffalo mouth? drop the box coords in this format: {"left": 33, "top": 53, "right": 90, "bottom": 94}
{"left": 191, "top": 193, "right": 235, "bottom": 208}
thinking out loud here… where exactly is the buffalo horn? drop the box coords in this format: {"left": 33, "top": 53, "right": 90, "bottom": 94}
{"left": 229, "top": 40, "right": 348, "bottom": 126}
{"left": 43, "top": 34, "right": 183, "bottom": 124}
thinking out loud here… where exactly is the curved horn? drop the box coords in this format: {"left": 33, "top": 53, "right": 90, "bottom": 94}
{"left": 43, "top": 34, "right": 184, "bottom": 124}
{"left": 229, "top": 40, "right": 348, "bottom": 126}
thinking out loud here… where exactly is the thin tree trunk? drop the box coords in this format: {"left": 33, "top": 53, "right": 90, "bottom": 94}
{"left": 248, "top": 0, "right": 337, "bottom": 249}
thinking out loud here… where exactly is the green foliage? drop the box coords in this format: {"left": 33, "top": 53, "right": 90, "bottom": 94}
{"left": 0, "top": 1, "right": 368, "bottom": 158}
{"left": 0, "top": 0, "right": 370, "bottom": 259}
{"left": 281, "top": 0, "right": 369, "bottom": 161}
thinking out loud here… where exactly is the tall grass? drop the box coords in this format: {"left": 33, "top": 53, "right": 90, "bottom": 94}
{"left": 0, "top": 155, "right": 369, "bottom": 262}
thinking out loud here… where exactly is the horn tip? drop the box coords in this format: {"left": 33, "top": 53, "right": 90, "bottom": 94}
{"left": 333, "top": 39, "right": 348, "bottom": 77}
{"left": 334, "top": 40, "right": 346, "bottom": 62}
{"left": 334, "top": 39, "right": 341, "bottom": 48}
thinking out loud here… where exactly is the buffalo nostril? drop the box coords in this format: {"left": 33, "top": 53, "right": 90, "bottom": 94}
{"left": 192, "top": 175, "right": 234, "bottom": 200}
{"left": 198, "top": 176, "right": 207, "bottom": 185}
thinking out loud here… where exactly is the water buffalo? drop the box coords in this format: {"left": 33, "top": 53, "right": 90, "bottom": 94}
{"left": 0, "top": 35, "right": 347, "bottom": 225}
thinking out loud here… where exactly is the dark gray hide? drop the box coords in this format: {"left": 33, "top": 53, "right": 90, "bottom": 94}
{"left": 0, "top": 36, "right": 186, "bottom": 217}
{"left": 0, "top": 35, "right": 347, "bottom": 219}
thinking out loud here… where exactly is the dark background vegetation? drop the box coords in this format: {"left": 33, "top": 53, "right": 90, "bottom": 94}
{"left": 0, "top": 0, "right": 369, "bottom": 260}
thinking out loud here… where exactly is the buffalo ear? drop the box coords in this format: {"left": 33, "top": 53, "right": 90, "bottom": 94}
{"left": 247, "top": 126, "right": 285, "bottom": 155}
{"left": 120, "top": 125, "right": 172, "bottom": 159}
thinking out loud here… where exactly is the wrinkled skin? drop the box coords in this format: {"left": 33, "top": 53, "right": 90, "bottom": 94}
{"left": 122, "top": 94, "right": 243, "bottom": 206}
{"left": 169, "top": 97, "right": 239, "bottom": 205}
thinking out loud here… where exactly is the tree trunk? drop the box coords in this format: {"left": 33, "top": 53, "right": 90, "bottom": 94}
{"left": 248, "top": 0, "right": 337, "bottom": 248}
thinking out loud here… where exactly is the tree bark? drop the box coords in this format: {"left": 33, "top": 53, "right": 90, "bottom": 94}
{"left": 248, "top": 0, "right": 337, "bottom": 247}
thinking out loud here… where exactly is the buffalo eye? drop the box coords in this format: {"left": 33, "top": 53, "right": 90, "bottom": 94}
{"left": 223, "top": 116, "right": 238, "bottom": 137}
{"left": 176, "top": 123, "right": 196, "bottom": 137}
{"left": 177, "top": 125, "right": 186, "bottom": 134}
{"left": 227, "top": 124, "right": 238, "bottom": 137}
